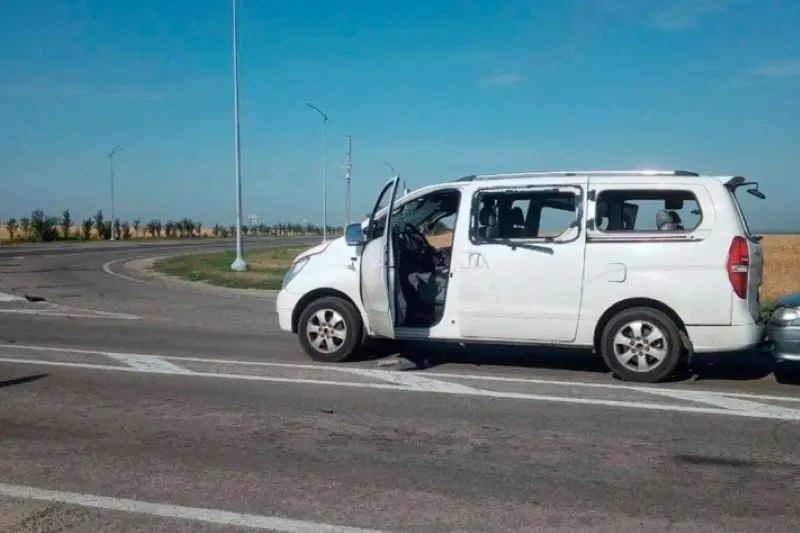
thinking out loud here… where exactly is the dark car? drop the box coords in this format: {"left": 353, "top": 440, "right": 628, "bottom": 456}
{"left": 764, "top": 293, "right": 800, "bottom": 381}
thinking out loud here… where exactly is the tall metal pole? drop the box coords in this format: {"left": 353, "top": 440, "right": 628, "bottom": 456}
{"left": 230, "top": 0, "right": 248, "bottom": 271}
{"left": 345, "top": 135, "right": 352, "bottom": 225}
{"left": 323, "top": 117, "right": 327, "bottom": 241}
{"left": 108, "top": 145, "right": 123, "bottom": 241}
{"left": 306, "top": 103, "right": 329, "bottom": 241}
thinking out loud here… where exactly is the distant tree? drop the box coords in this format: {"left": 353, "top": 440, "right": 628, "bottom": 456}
{"left": 121, "top": 220, "right": 132, "bottom": 240}
{"left": 19, "top": 217, "right": 31, "bottom": 239}
{"left": 94, "top": 210, "right": 105, "bottom": 240}
{"left": 81, "top": 218, "right": 93, "bottom": 240}
{"left": 165, "top": 220, "right": 176, "bottom": 238}
{"left": 5, "top": 218, "right": 18, "bottom": 241}
{"left": 211, "top": 223, "right": 221, "bottom": 237}
{"left": 180, "top": 218, "right": 195, "bottom": 238}
{"left": 60, "top": 209, "right": 72, "bottom": 239}
{"left": 132, "top": 219, "right": 141, "bottom": 238}
{"left": 30, "top": 209, "right": 59, "bottom": 242}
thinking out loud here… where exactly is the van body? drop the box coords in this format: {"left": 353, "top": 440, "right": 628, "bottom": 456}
{"left": 276, "top": 169, "right": 766, "bottom": 383}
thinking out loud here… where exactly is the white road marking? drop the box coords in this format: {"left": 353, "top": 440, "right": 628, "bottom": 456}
{"left": 102, "top": 257, "right": 151, "bottom": 284}
{"left": 0, "top": 483, "right": 389, "bottom": 533}
{"left": 105, "top": 353, "right": 194, "bottom": 374}
{"left": 1, "top": 354, "right": 799, "bottom": 421}
{"left": 0, "top": 291, "right": 23, "bottom": 302}
{"left": 1, "top": 343, "right": 799, "bottom": 403}
{"left": 642, "top": 388, "right": 797, "bottom": 418}
{"left": 416, "top": 370, "right": 800, "bottom": 403}
{"left": 0, "top": 308, "right": 140, "bottom": 320}
{"left": 337, "top": 367, "right": 481, "bottom": 393}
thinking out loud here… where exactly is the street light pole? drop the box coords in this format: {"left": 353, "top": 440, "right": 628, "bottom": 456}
{"left": 306, "top": 103, "right": 329, "bottom": 242}
{"left": 108, "top": 145, "right": 123, "bottom": 241}
{"left": 230, "top": 0, "right": 248, "bottom": 271}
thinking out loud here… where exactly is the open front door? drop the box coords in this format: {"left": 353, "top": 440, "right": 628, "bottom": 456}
{"left": 359, "top": 176, "right": 401, "bottom": 338}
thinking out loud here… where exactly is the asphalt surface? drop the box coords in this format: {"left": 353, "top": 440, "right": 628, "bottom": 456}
{"left": 1, "top": 238, "right": 799, "bottom": 532}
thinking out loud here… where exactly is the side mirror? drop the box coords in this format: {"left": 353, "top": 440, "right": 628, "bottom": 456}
{"left": 344, "top": 223, "right": 365, "bottom": 246}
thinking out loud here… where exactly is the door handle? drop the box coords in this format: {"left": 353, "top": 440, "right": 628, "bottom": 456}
{"left": 468, "top": 252, "right": 487, "bottom": 268}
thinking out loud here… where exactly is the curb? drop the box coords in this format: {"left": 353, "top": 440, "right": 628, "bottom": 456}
{"left": 103, "top": 255, "right": 279, "bottom": 300}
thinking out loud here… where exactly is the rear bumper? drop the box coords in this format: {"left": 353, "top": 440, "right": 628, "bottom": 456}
{"left": 687, "top": 323, "right": 765, "bottom": 353}
{"left": 764, "top": 321, "right": 800, "bottom": 363}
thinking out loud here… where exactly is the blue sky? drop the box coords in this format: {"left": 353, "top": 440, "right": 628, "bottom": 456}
{"left": 0, "top": 0, "right": 798, "bottom": 230}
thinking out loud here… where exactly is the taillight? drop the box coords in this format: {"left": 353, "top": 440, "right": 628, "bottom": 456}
{"left": 727, "top": 236, "right": 749, "bottom": 299}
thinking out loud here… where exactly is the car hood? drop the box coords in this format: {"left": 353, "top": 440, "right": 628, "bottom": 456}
{"left": 293, "top": 239, "right": 334, "bottom": 262}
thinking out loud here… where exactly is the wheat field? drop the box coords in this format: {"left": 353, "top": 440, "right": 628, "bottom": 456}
{"left": 427, "top": 233, "right": 799, "bottom": 303}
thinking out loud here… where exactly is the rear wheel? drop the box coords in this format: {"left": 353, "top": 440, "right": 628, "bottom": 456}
{"left": 297, "top": 296, "right": 363, "bottom": 363}
{"left": 600, "top": 307, "right": 684, "bottom": 383}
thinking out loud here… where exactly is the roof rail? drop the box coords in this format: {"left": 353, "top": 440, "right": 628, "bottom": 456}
{"left": 458, "top": 169, "right": 699, "bottom": 182}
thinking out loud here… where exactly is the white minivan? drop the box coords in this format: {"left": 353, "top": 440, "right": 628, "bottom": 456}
{"left": 276, "top": 169, "right": 766, "bottom": 383}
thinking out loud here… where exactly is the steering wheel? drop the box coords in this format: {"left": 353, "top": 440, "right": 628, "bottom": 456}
{"left": 402, "top": 223, "right": 433, "bottom": 255}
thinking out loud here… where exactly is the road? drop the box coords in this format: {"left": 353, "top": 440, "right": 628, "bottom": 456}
{"left": 1, "top": 238, "right": 798, "bottom": 532}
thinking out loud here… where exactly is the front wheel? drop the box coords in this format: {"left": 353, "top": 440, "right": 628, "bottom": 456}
{"left": 600, "top": 307, "right": 684, "bottom": 383}
{"left": 297, "top": 296, "right": 363, "bottom": 363}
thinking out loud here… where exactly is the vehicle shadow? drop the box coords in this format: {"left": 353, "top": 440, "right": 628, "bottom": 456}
{"left": 368, "top": 341, "right": 789, "bottom": 384}
{"left": 0, "top": 373, "right": 48, "bottom": 389}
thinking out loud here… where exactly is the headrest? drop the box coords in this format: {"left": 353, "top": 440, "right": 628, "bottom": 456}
{"left": 478, "top": 206, "right": 495, "bottom": 226}
{"left": 656, "top": 210, "right": 682, "bottom": 230}
{"left": 509, "top": 206, "right": 524, "bottom": 225}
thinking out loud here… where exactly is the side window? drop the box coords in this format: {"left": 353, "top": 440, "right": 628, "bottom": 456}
{"left": 423, "top": 211, "right": 457, "bottom": 248}
{"left": 471, "top": 188, "right": 579, "bottom": 243}
{"left": 594, "top": 189, "right": 702, "bottom": 233}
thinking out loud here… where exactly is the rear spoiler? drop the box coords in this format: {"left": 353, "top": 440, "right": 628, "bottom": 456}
{"left": 724, "top": 176, "right": 766, "bottom": 199}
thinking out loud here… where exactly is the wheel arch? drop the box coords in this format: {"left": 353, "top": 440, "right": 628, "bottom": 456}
{"left": 291, "top": 288, "right": 365, "bottom": 334}
{"left": 593, "top": 297, "right": 688, "bottom": 353}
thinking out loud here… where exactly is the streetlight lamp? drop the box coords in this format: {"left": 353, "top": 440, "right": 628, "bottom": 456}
{"left": 306, "top": 102, "right": 329, "bottom": 242}
{"left": 230, "top": 0, "right": 248, "bottom": 271}
{"left": 108, "top": 145, "right": 123, "bottom": 241}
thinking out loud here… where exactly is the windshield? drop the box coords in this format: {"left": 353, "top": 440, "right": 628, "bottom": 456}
{"left": 369, "top": 190, "right": 459, "bottom": 236}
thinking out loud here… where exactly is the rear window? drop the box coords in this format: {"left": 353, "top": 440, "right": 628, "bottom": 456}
{"left": 594, "top": 189, "right": 702, "bottom": 232}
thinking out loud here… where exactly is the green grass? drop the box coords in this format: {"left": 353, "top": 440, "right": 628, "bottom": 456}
{"left": 152, "top": 246, "right": 308, "bottom": 290}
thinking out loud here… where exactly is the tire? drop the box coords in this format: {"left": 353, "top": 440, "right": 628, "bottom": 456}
{"left": 774, "top": 361, "right": 800, "bottom": 385}
{"left": 297, "top": 296, "right": 363, "bottom": 363}
{"left": 600, "top": 307, "right": 684, "bottom": 383}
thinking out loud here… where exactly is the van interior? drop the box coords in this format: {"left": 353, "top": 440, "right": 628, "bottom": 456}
{"left": 594, "top": 190, "right": 700, "bottom": 232}
{"left": 376, "top": 189, "right": 460, "bottom": 328}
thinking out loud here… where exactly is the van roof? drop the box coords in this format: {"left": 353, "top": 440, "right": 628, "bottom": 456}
{"left": 448, "top": 170, "right": 753, "bottom": 186}
{"left": 454, "top": 169, "right": 702, "bottom": 182}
